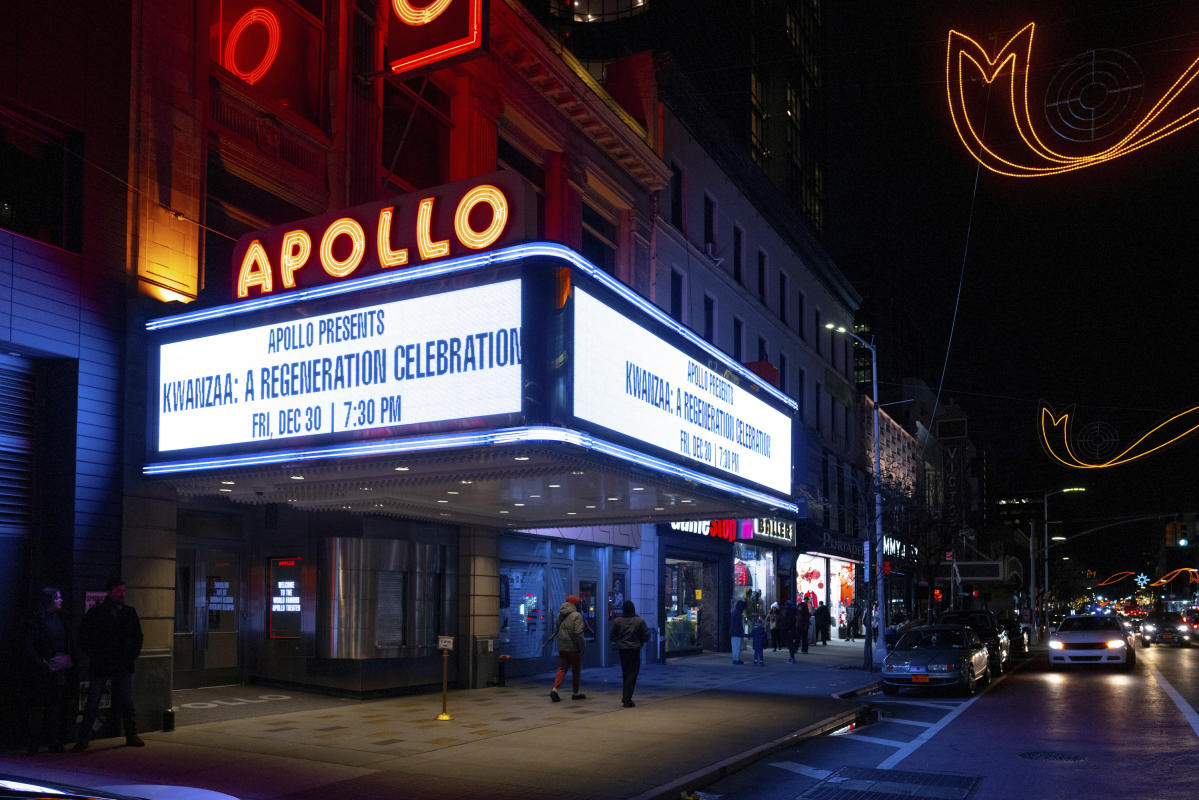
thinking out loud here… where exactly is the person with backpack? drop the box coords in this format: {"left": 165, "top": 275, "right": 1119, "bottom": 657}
{"left": 609, "top": 600, "right": 650, "bottom": 707}
{"left": 549, "top": 595, "right": 587, "bottom": 702}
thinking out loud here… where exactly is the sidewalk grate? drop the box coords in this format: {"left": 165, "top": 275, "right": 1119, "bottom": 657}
{"left": 798, "top": 766, "right": 980, "bottom": 799}
{"left": 1019, "top": 751, "right": 1086, "bottom": 762}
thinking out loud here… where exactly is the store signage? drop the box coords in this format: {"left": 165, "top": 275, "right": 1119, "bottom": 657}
{"left": 233, "top": 171, "right": 534, "bottom": 301}
{"left": 670, "top": 519, "right": 739, "bottom": 542}
{"left": 155, "top": 280, "right": 522, "bottom": 452}
{"left": 270, "top": 557, "right": 302, "bottom": 639}
{"left": 753, "top": 518, "right": 795, "bottom": 545}
{"left": 388, "top": 0, "right": 486, "bottom": 75}
{"left": 573, "top": 288, "right": 792, "bottom": 493}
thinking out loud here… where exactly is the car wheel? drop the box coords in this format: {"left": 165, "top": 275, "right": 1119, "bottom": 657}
{"left": 962, "top": 667, "right": 977, "bottom": 696}
{"left": 881, "top": 683, "right": 898, "bottom": 695}
{"left": 981, "top": 664, "right": 992, "bottom": 686}
{"left": 1124, "top": 653, "right": 1136, "bottom": 671}
{"left": 1141, "top": 637, "right": 1150, "bottom": 647}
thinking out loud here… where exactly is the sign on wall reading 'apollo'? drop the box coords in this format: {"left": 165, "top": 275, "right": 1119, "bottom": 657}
{"left": 156, "top": 280, "right": 522, "bottom": 452}
{"left": 573, "top": 288, "right": 793, "bottom": 494}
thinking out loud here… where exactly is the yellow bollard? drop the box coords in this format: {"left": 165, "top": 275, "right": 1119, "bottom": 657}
{"left": 436, "top": 636, "right": 452, "bottom": 721}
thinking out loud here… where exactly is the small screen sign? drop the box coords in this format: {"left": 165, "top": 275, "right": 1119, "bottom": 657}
{"left": 270, "top": 558, "right": 302, "bottom": 639}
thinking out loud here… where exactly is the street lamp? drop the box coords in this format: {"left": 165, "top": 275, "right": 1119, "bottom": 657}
{"left": 1043, "top": 486, "right": 1086, "bottom": 621}
{"left": 825, "top": 322, "right": 887, "bottom": 669}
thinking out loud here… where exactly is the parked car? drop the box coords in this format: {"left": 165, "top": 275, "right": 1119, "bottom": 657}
{"left": 0, "top": 775, "right": 147, "bottom": 799}
{"left": 881, "top": 624, "right": 991, "bottom": 696}
{"left": 1140, "top": 611, "right": 1193, "bottom": 647}
{"left": 936, "top": 609, "right": 1011, "bottom": 675}
{"left": 1048, "top": 614, "right": 1136, "bottom": 671}
{"left": 998, "top": 613, "right": 1030, "bottom": 656}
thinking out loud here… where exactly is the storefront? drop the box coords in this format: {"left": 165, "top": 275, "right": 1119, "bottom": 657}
{"left": 144, "top": 173, "right": 797, "bottom": 694}
{"left": 796, "top": 529, "right": 864, "bottom": 639}
{"left": 658, "top": 522, "right": 734, "bottom": 656}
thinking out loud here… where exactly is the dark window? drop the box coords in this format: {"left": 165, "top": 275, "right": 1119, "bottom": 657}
{"left": 703, "top": 295, "right": 715, "bottom": 342}
{"left": 797, "top": 291, "right": 806, "bottom": 338}
{"left": 703, "top": 195, "right": 715, "bottom": 250}
{"left": 581, "top": 203, "right": 617, "bottom": 275}
{"left": 814, "top": 310, "right": 822, "bottom": 356}
{"left": 757, "top": 251, "right": 767, "bottom": 302}
{"left": 670, "top": 162, "right": 684, "bottom": 229}
{"left": 0, "top": 113, "right": 82, "bottom": 252}
{"left": 498, "top": 138, "right": 545, "bottom": 189}
{"left": 758, "top": 337, "right": 768, "bottom": 362}
{"left": 382, "top": 78, "right": 451, "bottom": 191}
{"left": 778, "top": 352, "right": 787, "bottom": 393}
{"left": 797, "top": 368, "right": 806, "bottom": 420}
{"left": 670, "top": 269, "right": 684, "bottom": 322}
{"left": 733, "top": 226, "right": 743, "bottom": 284}
{"left": 732, "top": 318, "right": 743, "bottom": 361}
{"left": 778, "top": 274, "right": 788, "bottom": 323}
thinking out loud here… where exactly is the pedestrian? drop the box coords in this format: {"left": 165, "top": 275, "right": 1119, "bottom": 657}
{"left": 870, "top": 601, "right": 880, "bottom": 645}
{"left": 766, "top": 602, "right": 781, "bottom": 650}
{"left": 795, "top": 600, "right": 811, "bottom": 657}
{"left": 550, "top": 595, "right": 587, "bottom": 702}
{"left": 847, "top": 599, "right": 860, "bottom": 642}
{"left": 750, "top": 616, "right": 767, "bottom": 665}
{"left": 610, "top": 600, "right": 650, "bottom": 707}
{"left": 781, "top": 600, "right": 796, "bottom": 661}
{"left": 729, "top": 594, "right": 747, "bottom": 664}
{"left": 815, "top": 601, "right": 831, "bottom": 645}
{"left": 23, "top": 587, "right": 72, "bottom": 755}
{"left": 74, "top": 578, "right": 144, "bottom": 751}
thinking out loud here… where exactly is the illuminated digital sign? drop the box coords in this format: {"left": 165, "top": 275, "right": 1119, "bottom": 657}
{"left": 946, "top": 22, "right": 1199, "bottom": 177}
{"left": 573, "top": 288, "right": 793, "bottom": 494}
{"left": 270, "top": 557, "right": 302, "bottom": 639}
{"left": 232, "top": 171, "right": 535, "bottom": 301}
{"left": 155, "top": 280, "right": 522, "bottom": 452}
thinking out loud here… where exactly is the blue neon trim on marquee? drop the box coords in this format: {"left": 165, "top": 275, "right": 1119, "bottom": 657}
{"left": 145, "top": 241, "right": 795, "bottom": 410}
{"left": 142, "top": 426, "right": 798, "bottom": 514}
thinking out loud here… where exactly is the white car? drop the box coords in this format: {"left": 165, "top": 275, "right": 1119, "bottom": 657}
{"left": 1048, "top": 614, "right": 1136, "bottom": 671}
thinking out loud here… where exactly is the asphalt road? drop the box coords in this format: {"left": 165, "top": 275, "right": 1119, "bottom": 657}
{"left": 696, "top": 645, "right": 1199, "bottom": 799}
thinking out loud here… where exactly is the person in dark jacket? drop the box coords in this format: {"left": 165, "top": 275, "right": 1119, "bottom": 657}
{"left": 729, "top": 595, "right": 747, "bottom": 664}
{"left": 550, "top": 595, "right": 587, "bottom": 702}
{"left": 73, "top": 578, "right": 144, "bottom": 751}
{"left": 794, "top": 600, "right": 811, "bottom": 658}
{"left": 609, "top": 600, "right": 650, "bottom": 707}
{"left": 814, "top": 601, "right": 831, "bottom": 645}
{"left": 23, "top": 587, "right": 72, "bottom": 755}
{"left": 750, "top": 616, "right": 768, "bottom": 665}
{"left": 780, "top": 600, "right": 797, "bottom": 660}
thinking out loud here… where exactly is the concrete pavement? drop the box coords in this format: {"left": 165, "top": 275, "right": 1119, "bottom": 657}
{"left": 1, "top": 638, "right": 879, "bottom": 800}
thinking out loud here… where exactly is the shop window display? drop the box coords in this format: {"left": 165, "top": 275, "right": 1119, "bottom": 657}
{"left": 499, "top": 563, "right": 546, "bottom": 659}
{"left": 734, "top": 544, "right": 776, "bottom": 620}
{"left": 665, "top": 559, "right": 711, "bottom": 653}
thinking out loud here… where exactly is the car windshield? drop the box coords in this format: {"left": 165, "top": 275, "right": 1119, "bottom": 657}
{"left": 1147, "top": 613, "right": 1183, "bottom": 623}
{"left": 895, "top": 629, "right": 965, "bottom": 650}
{"left": 1058, "top": 617, "right": 1123, "bottom": 632}
{"left": 939, "top": 613, "right": 995, "bottom": 632}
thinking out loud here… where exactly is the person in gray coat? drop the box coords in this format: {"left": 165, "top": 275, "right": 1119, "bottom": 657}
{"left": 609, "top": 600, "right": 650, "bottom": 707}
{"left": 550, "top": 595, "right": 586, "bottom": 702}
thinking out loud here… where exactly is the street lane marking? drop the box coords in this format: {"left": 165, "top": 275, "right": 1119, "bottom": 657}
{"left": 1149, "top": 664, "right": 1199, "bottom": 739}
{"left": 872, "top": 699, "right": 961, "bottom": 709}
{"left": 876, "top": 693, "right": 981, "bottom": 769}
{"left": 885, "top": 717, "right": 937, "bottom": 727}
{"left": 768, "top": 761, "right": 831, "bottom": 780}
{"left": 842, "top": 733, "right": 910, "bottom": 748}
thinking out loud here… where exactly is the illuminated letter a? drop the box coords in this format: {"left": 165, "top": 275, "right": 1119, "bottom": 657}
{"left": 237, "top": 240, "right": 274, "bottom": 298}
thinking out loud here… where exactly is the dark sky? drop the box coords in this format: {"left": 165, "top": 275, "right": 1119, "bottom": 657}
{"left": 823, "top": 2, "right": 1199, "bottom": 576}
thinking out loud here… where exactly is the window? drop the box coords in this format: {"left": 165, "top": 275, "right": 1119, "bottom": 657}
{"left": 733, "top": 226, "right": 744, "bottom": 284}
{"left": 778, "top": 274, "right": 788, "bottom": 324}
{"left": 670, "top": 269, "right": 684, "bottom": 322}
{"left": 581, "top": 202, "right": 617, "bottom": 275}
{"left": 797, "top": 291, "right": 806, "bottom": 339}
{"left": 382, "top": 78, "right": 451, "bottom": 190}
{"left": 703, "top": 195, "right": 716, "bottom": 252}
{"left": 703, "top": 294, "right": 715, "bottom": 343}
{"left": 797, "top": 368, "right": 806, "bottom": 421}
{"left": 816, "top": 383, "right": 823, "bottom": 430}
{"left": 758, "top": 337, "right": 768, "bottom": 362}
{"left": 0, "top": 112, "right": 82, "bottom": 251}
{"left": 757, "top": 250, "right": 767, "bottom": 303}
{"left": 670, "top": 162, "right": 684, "bottom": 229}
{"left": 732, "top": 318, "right": 744, "bottom": 361}
{"left": 814, "top": 310, "right": 822, "bottom": 356}
{"left": 778, "top": 352, "right": 787, "bottom": 393}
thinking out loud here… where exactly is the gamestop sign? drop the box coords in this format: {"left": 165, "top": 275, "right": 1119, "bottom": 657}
{"left": 156, "top": 280, "right": 521, "bottom": 452}
{"left": 573, "top": 289, "right": 792, "bottom": 494}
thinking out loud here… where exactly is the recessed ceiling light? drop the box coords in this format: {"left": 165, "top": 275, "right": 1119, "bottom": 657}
{"left": 586, "top": 504, "right": 596, "bottom": 509}
{"left": 548, "top": 484, "right": 561, "bottom": 488}
{"left": 460, "top": 480, "right": 473, "bottom": 485}
{"left": 607, "top": 497, "right": 619, "bottom": 501}
{"left": 221, "top": 480, "right": 236, "bottom": 485}
{"left": 394, "top": 466, "right": 409, "bottom": 471}
{"left": 514, "top": 456, "right": 530, "bottom": 461}
{"left": 681, "top": 499, "right": 693, "bottom": 503}
{"left": 632, "top": 487, "right": 644, "bottom": 492}
{"left": 514, "top": 503, "right": 525, "bottom": 507}
{"left": 447, "top": 491, "right": 460, "bottom": 495}
{"left": 437, "top": 500, "right": 449, "bottom": 504}
{"left": 439, "top": 512, "right": 450, "bottom": 517}
{"left": 219, "top": 488, "right": 232, "bottom": 493}
{"left": 289, "top": 475, "right": 304, "bottom": 480}
{"left": 361, "top": 487, "right": 372, "bottom": 491}
{"left": 567, "top": 511, "right": 577, "bottom": 515}
{"left": 654, "top": 507, "right": 665, "bottom": 511}
{"left": 499, "top": 510, "right": 509, "bottom": 514}
{"left": 530, "top": 494, "right": 541, "bottom": 499}
{"left": 571, "top": 471, "right": 584, "bottom": 475}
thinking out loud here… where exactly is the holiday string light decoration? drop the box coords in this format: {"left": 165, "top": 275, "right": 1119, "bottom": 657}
{"left": 1040, "top": 405, "right": 1199, "bottom": 468}
{"left": 1097, "top": 571, "right": 1135, "bottom": 586}
{"left": 946, "top": 23, "right": 1199, "bottom": 176}
{"left": 1149, "top": 568, "right": 1199, "bottom": 586}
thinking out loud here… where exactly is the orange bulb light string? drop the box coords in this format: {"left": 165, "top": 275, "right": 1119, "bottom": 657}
{"left": 1097, "top": 572, "right": 1135, "bottom": 587}
{"left": 946, "top": 23, "right": 1199, "bottom": 177}
{"left": 1040, "top": 405, "right": 1199, "bottom": 469}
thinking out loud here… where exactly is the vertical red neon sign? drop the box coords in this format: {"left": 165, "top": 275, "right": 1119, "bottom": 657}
{"left": 387, "top": 0, "right": 487, "bottom": 75}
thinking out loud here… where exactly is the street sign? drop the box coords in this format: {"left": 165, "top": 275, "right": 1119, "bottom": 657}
{"left": 438, "top": 635, "right": 454, "bottom": 651}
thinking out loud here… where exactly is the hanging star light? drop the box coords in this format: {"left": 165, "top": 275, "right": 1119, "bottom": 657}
{"left": 1136, "top": 573, "right": 1151, "bottom": 588}
{"left": 946, "top": 23, "right": 1199, "bottom": 177}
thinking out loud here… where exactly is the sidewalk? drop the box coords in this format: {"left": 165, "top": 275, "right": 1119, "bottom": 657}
{"left": 1, "top": 638, "right": 879, "bottom": 800}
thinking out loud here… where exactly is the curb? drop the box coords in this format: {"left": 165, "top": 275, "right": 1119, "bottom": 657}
{"left": 630, "top": 681, "right": 880, "bottom": 800}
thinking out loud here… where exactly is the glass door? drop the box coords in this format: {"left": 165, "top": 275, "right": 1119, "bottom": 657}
{"left": 174, "top": 547, "right": 242, "bottom": 688}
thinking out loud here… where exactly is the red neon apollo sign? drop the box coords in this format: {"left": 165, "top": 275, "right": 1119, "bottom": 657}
{"left": 232, "top": 170, "right": 536, "bottom": 300}
{"left": 219, "top": 0, "right": 486, "bottom": 87}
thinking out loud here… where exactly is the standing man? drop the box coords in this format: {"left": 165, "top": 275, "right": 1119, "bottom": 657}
{"left": 73, "top": 578, "right": 144, "bottom": 751}
{"left": 795, "top": 599, "right": 811, "bottom": 657}
{"left": 609, "top": 600, "right": 650, "bottom": 707}
{"left": 550, "top": 595, "right": 586, "bottom": 702}
{"left": 23, "top": 587, "right": 72, "bottom": 755}
{"left": 729, "top": 593, "right": 747, "bottom": 664}
{"left": 847, "top": 599, "right": 860, "bottom": 642}
{"left": 815, "top": 601, "right": 831, "bottom": 646}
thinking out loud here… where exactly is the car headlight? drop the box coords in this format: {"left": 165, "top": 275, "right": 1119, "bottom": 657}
{"left": 1144, "top": 624, "right": 1156, "bottom": 631}
{"left": 1105, "top": 640, "right": 1126, "bottom": 649}
{"left": 1049, "top": 640, "right": 1064, "bottom": 649}
{"left": 1179, "top": 625, "right": 1189, "bottom": 633}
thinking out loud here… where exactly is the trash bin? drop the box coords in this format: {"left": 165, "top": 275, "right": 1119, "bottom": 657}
{"left": 497, "top": 654, "right": 511, "bottom": 686}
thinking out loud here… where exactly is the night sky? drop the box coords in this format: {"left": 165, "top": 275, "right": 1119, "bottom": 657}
{"left": 823, "top": 1, "right": 1199, "bottom": 580}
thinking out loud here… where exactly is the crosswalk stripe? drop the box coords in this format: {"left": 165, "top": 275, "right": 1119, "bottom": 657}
{"left": 883, "top": 717, "right": 936, "bottom": 727}
{"left": 768, "top": 761, "right": 832, "bottom": 779}
{"left": 840, "top": 733, "right": 908, "bottom": 747}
